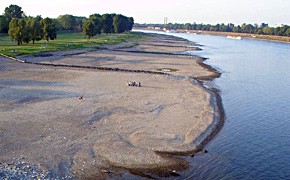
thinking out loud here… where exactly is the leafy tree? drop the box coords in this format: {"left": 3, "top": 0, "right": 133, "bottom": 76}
{"left": 244, "top": 24, "right": 255, "bottom": 33}
{"left": 128, "top": 17, "right": 134, "bottom": 31}
{"left": 192, "top": 22, "right": 197, "bottom": 30}
{"left": 113, "top": 15, "right": 128, "bottom": 33}
{"left": 41, "top": 17, "right": 57, "bottom": 41}
{"left": 0, "top": 15, "right": 8, "bottom": 33}
{"left": 8, "top": 18, "right": 19, "bottom": 44}
{"left": 185, "top": 23, "right": 191, "bottom": 30}
{"left": 75, "top": 16, "right": 86, "bottom": 32}
{"left": 22, "top": 18, "right": 32, "bottom": 43}
{"left": 202, "top": 24, "right": 211, "bottom": 31}
{"left": 214, "top": 24, "right": 221, "bottom": 31}
{"left": 57, "top": 14, "right": 76, "bottom": 30}
{"left": 27, "top": 17, "right": 43, "bottom": 44}
{"left": 184, "top": 23, "right": 192, "bottom": 30}
{"left": 274, "top": 27, "right": 282, "bottom": 36}
{"left": 255, "top": 28, "right": 264, "bottom": 35}
{"left": 113, "top": 15, "right": 121, "bottom": 33}
{"left": 35, "top": 15, "right": 42, "bottom": 22}
{"left": 166, "top": 22, "right": 173, "bottom": 29}
{"left": 83, "top": 19, "right": 95, "bottom": 39}
{"left": 233, "top": 25, "right": 242, "bottom": 33}
{"left": 173, "top": 23, "right": 183, "bottom": 30}
{"left": 220, "top": 23, "right": 229, "bottom": 32}
{"left": 263, "top": 26, "right": 273, "bottom": 35}
{"left": 1, "top": 4, "right": 24, "bottom": 33}
{"left": 4, "top": 5, "right": 24, "bottom": 24}
{"left": 52, "top": 18, "right": 62, "bottom": 31}
{"left": 8, "top": 18, "right": 25, "bottom": 45}
{"left": 102, "top": 14, "right": 113, "bottom": 34}
{"left": 241, "top": 23, "right": 247, "bottom": 32}
{"left": 196, "top": 24, "right": 203, "bottom": 30}
{"left": 82, "top": 13, "right": 133, "bottom": 37}
{"left": 285, "top": 28, "right": 290, "bottom": 36}
{"left": 228, "top": 23, "right": 235, "bottom": 32}
{"left": 90, "top": 14, "right": 103, "bottom": 35}
{"left": 279, "top": 25, "right": 289, "bottom": 36}
{"left": 82, "top": 14, "right": 103, "bottom": 39}
{"left": 89, "top": 13, "right": 101, "bottom": 19}
{"left": 8, "top": 17, "right": 42, "bottom": 45}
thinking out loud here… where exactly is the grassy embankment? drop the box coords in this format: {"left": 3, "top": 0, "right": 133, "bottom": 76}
{"left": 0, "top": 32, "right": 145, "bottom": 57}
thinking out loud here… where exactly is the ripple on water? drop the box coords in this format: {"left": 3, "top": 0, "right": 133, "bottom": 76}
{"left": 167, "top": 33, "right": 290, "bottom": 179}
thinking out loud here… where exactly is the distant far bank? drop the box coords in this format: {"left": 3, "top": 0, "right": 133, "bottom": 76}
{"left": 180, "top": 29, "right": 290, "bottom": 44}
{"left": 134, "top": 27, "right": 290, "bottom": 44}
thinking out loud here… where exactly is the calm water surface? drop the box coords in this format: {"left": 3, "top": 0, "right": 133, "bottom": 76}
{"left": 137, "top": 31, "right": 290, "bottom": 179}
{"left": 175, "top": 33, "right": 290, "bottom": 179}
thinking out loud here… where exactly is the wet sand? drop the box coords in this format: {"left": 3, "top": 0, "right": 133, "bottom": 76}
{"left": 0, "top": 34, "right": 222, "bottom": 179}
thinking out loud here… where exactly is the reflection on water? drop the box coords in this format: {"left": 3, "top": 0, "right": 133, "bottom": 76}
{"left": 135, "top": 30, "right": 290, "bottom": 179}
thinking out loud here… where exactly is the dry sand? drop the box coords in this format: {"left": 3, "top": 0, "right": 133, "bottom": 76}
{"left": 0, "top": 34, "right": 222, "bottom": 179}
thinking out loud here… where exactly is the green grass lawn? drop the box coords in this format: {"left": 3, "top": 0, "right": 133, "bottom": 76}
{"left": 0, "top": 32, "right": 146, "bottom": 57}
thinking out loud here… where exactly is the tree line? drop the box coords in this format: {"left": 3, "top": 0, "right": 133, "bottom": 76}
{"left": 0, "top": 4, "right": 134, "bottom": 45}
{"left": 83, "top": 13, "right": 134, "bottom": 39}
{"left": 135, "top": 22, "right": 290, "bottom": 37}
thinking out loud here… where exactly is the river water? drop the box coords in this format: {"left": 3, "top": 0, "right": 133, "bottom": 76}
{"left": 137, "top": 31, "right": 290, "bottom": 179}
{"left": 176, "top": 33, "right": 290, "bottom": 179}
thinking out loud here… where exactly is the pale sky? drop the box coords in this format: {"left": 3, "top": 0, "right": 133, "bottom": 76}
{"left": 1, "top": 0, "right": 289, "bottom": 26}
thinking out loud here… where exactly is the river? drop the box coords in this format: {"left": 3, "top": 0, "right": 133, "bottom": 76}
{"left": 136, "top": 30, "right": 290, "bottom": 179}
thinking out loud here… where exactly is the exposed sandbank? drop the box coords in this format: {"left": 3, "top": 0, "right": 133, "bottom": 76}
{"left": 0, "top": 33, "right": 223, "bottom": 179}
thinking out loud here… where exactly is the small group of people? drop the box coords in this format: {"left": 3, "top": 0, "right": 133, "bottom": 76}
{"left": 127, "top": 81, "right": 141, "bottom": 87}
{"left": 11, "top": 49, "right": 18, "bottom": 53}
{"left": 65, "top": 40, "right": 76, "bottom": 47}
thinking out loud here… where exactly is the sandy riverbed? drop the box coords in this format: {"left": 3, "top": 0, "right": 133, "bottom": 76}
{"left": 0, "top": 34, "right": 222, "bottom": 179}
